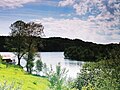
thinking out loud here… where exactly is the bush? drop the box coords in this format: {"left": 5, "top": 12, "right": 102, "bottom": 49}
{"left": 43, "top": 63, "right": 71, "bottom": 90}
{"left": 0, "top": 55, "right": 2, "bottom": 63}
{"left": 35, "top": 59, "right": 43, "bottom": 75}
{"left": 74, "top": 59, "right": 120, "bottom": 90}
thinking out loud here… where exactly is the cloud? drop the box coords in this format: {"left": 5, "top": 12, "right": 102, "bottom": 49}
{"left": 60, "top": 14, "right": 72, "bottom": 17}
{"left": 59, "top": 0, "right": 120, "bottom": 15}
{"left": 0, "top": 0, "right": 37, "bottom": 8}
{"left": 58, "top": 0, "right": 120, "bottom": 26}
{"left": 59, "top": 0, "right": 75, "bottom": 7}
{"left": 58, "top": 0, "right": 120, "bottom": 43}
{"left": 34, "top": 17, "right": 120, "bottom": 44}
{"left": 39, "top": 0, "right": 58, "bottom": 7}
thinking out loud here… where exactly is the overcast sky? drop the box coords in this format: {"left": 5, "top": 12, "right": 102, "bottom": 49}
{"left": 0, "top": 0, "right": 120, "bottom": 44}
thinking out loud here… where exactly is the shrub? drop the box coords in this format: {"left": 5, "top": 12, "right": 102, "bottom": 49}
{"left": 74, "top": 59, "right": 120, "bottom": 90}
{"left": 43, "top": 63, "right": 70, "bottom": 90}
{"left": 0, "top": 55, "right": 2, "bottom": 63}
{"left": 35, "top": 59, "right": 43, "bottom": 75}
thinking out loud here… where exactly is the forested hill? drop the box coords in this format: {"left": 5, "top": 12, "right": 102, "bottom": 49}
{"left": 0, "top": 36, "right": 119, "bottom": 52}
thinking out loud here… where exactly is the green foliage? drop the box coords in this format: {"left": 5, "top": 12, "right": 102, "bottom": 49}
{"left": 0, "top": 55, "right": 2, "bottom": 63}
{"left": 36, "top": 59, "right": 43, "bottom": 74}
{"left": 72, "top": 47, "right": 120, "bottom": 90}
{"left": 64, "top": 46, "right": 97, "bottom": 61}
{"left": 64, "top": 43, "right": 120, "bottom": 61}
{"left": 1, "top": 36, "right": 120, "bottom": 53}
{"left": 7, "top": 20, "right": 28, "bottom": 66}
{"left": 24, "top": 51, "right": 35, "bottom": 74}
{"left": 7, "top": 20, "right": 44, "bottom": 74}
{"left": 74, "top": 58, "right": 120, "bottom": 90}
{"left": 24, "top": 21, "right": 44, "bottom": 74}
{"left": 43, "top": 63, "right": 71, "bottom": 90}
{"left": 66, "top": 78, "right": 77, "bottom": 90}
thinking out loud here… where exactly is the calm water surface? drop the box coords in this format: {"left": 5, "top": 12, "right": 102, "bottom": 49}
{"left": 40, "top": 52, "right": 84, "bottom": 78}
{"left": 0, "top": 52, "right": 84, "bottom": 78}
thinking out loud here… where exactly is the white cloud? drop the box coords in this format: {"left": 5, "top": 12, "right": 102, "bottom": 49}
{"left": 59, "top": 0, "right": 75, "bottom": 7}
{"left": 60, "top": 14, "right": 72, "bottom": 17}
{"left": 34, "top": 17, "right": 120, "bottom": 44}
{"left": 0, "top": 0, "right": 37, "bottom": 8}
{"left": 59, "top": 0, "right": 105, "bottom": 15}
{"left": 58, "top": 0, "right": 120, "bottom": 43}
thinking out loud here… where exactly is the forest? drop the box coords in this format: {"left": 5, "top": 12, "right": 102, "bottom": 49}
{"left": 0, "top": 36, "right": 119, "bottom": 52}
{"left": 0, "top": 36, "right": 119, "bottom": 61}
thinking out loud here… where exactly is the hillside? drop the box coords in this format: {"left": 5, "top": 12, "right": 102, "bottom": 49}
{"left": 0, "top": 63, "right": 49, "bottom": 90}
{"left": 0, "top": 36, "right": 119, "bottom": 52}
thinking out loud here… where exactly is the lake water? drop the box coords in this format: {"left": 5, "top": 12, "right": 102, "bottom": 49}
{"left": 0, "top": 52, "right": 84, "bottom": 78}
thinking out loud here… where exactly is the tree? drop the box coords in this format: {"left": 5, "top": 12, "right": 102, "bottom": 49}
{"left": 36, "top": 59, "right": 43, "bottom": 75}
{"left": 24, "top": 22, "right": 44, "bottom": 73}
{"left": 24, "top": 49, "right": 35, "bottom": 74}
{"left": 9, "top": 20, "right": 27, "bottom": 66}
{"left": 8, "top": 20, "right": 44, "bottom": 71}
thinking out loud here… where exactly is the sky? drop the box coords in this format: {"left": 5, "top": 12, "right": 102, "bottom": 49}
{"left": 0, "top": 0, "right": 120, "bottom": 44}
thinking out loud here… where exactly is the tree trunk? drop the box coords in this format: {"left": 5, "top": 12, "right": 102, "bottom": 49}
{"left": 26, "top": 39, "right": 32, "bottom": 73}
{"left": 26, "top": 62, "right": 29, "bottom": 72}
{"left": 17, "top": 57, "right": 21, "bottom": 66}
{"left": 30, "top": 68, "right": 32, "bottom": 74}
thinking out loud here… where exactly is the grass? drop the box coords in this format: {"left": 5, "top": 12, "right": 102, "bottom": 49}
{"left": 0, "top": 63, "right": 49, "bottom": 90}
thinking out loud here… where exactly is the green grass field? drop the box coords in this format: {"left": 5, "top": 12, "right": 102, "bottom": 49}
{"left": 0, "top": 63, "right": 49, "bottom": 90}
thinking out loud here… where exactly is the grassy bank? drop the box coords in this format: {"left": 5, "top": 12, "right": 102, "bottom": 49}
{"left": 0, "top": 63, "right": 49, "bottom": 90}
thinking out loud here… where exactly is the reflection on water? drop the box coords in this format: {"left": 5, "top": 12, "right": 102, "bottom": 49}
{"left": 40, "top": 52, "right": 84, "bottom": 78}
{"left": 65, "top": 59, "right": 83, "bottom": 66}
{"left": 0, "top": 52, "right": 84, "bottom": 78}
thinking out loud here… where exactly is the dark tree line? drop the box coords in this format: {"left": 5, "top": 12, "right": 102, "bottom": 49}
{"left": 0, "top": 36, "right": 97, "bottom": 52}
{"left": 0, "top": 36, "right": 120, "bottom": 61}
{"left": 64, "top": 43, "right": 120, "bottom": 61}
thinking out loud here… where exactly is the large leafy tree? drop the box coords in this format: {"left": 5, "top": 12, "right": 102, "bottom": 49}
{"left": 8, "top": 20, "right": 44, "bottom": 70}
{"left": 24, "top": 22, "right": 44, "bottom": 73}
{"left": 9, "top": 20, "right": 27, "bottom": 66}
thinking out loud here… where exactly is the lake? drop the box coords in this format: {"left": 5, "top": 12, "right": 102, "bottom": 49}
{"left": 0, "top": 52, "right": 84, "bottom": 78}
